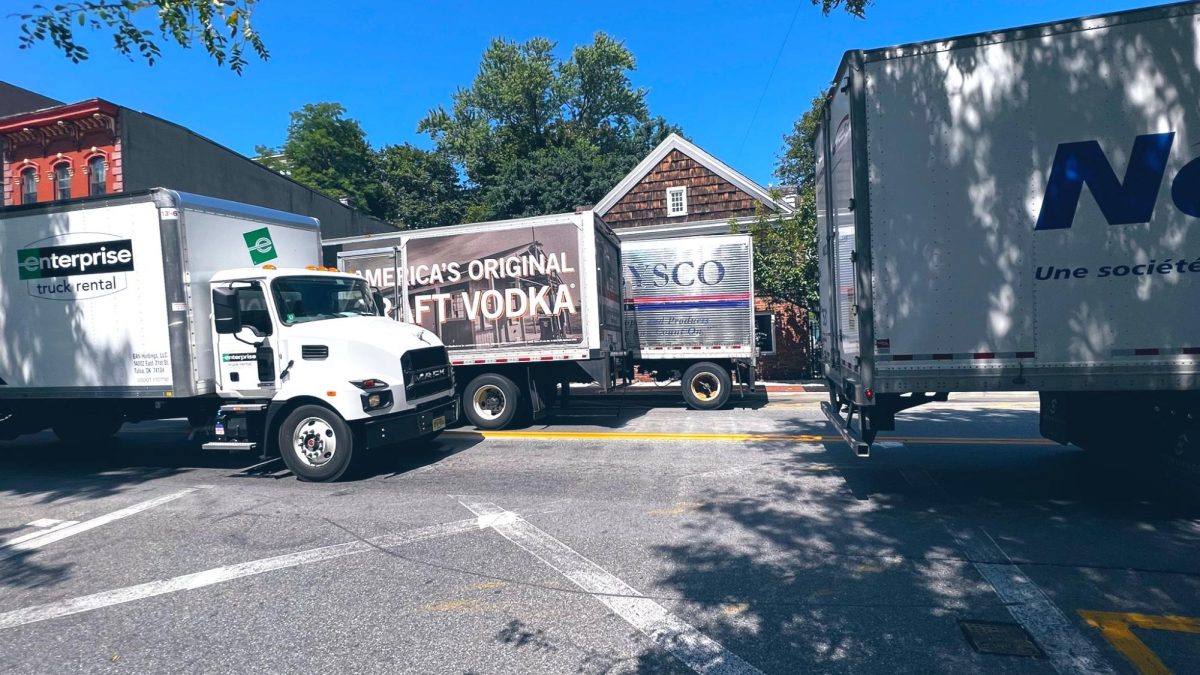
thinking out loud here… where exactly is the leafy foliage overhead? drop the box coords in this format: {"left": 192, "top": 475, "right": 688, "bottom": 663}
{"left": 813, "top": 0, "right": 873, "bottom": 18}
{"left": 14, "top": 1, "right": 269, "bottom": 74}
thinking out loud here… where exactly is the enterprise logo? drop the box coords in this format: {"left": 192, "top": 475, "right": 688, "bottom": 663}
{"left": 243, "top": 227, "right": 278, "bottom": 265}
{"left": 17, "top": 239, "right": 135, "bottom": 280}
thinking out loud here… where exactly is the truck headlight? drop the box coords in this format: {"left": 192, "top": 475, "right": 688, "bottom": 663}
{"left": 353, "top": 380, "right": 393, "bottom": 411}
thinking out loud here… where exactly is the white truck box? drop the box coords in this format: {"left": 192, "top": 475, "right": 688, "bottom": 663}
{"left": 0, "top": 189, "right": 320, "bottom": 399}
{"left": 324, "top": 211, "right": 624, "bottom": 429}
{"left": 815, "top": 3, "right": 1200, "bottom": 455}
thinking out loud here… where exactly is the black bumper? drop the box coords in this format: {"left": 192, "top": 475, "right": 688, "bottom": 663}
{"left": 360, "top": 396, "right": 459, "bottom": 450}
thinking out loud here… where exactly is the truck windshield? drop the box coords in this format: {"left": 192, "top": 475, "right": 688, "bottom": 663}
{"left": 271, "top": 276, "right": 376, "bottom": 325}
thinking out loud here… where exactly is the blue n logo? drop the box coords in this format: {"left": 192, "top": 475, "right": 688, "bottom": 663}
{"left": 1035, "top": 132, "right": 1200, "bottom": 231}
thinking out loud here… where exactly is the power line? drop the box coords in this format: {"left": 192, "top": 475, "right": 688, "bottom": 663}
{"left": 737, "top": 1, "right": 803, "bottom": 163}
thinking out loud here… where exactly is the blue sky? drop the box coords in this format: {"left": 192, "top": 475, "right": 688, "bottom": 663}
{"left": 0, "top": 0, "right": 1167, "bottom": 186}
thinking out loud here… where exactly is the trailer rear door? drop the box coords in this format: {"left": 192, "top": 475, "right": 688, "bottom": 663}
{"left": 821, "top": 73, "right": 862, "bottom": 376}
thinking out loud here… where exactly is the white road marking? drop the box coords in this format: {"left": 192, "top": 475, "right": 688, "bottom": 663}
{"left": 952, "top": 526, "right": 1114, "bottom": 675}
{"left": 462, "top": 501, "right": 763, "bottom": 675}
{"left": 26, "top": 519, "right": 65, "bottom": 528}
{"left": 0, "top": 487, "right": 205, "bottom": 561}
{"left": 0, "top": 516, "right": 484, "bottom": 631}
{"left": 2, "top": 521, "right": 79, "bottom": 547}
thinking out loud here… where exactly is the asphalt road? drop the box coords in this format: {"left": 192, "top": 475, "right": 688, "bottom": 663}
{"left": 2, "top": 393, "right": 1199, "bottom": 674}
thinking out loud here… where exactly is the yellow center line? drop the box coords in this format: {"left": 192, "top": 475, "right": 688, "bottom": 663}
{"left": 442, "top": 429, "right": 1054, "bottom": 446}
{"left": 1079, "top": 610, "right": 1200, "bottom": 675}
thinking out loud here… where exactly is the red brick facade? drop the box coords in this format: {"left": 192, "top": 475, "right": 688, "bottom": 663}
{"left": 603, "top": 149, "right": 763, "bottom": 229}
{"left": 754, "top": 296, "right": 813, "bottom": 381}
{"left": 1, "top": 100, "right": 121, "bottom": 206}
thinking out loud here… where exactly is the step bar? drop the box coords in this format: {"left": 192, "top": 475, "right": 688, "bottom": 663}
{"left": 820, "top": 401, "right": 871, "bottom": 458}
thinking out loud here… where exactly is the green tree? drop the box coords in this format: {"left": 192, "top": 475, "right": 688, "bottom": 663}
{"left": 812, "top": 0, "right": 873, "bottom": 17}
{"left": 419, "top": 32, "right": 676, "bottom": 221}
{"left": 257, "top": 103, "right": 468, "bottom": 228}
{"left": 375, "top": 144, "right": 467, "bottom": 228}
{"left": 776, "top": 95, "right": 824, "bottom": 188}
{"left": 256, "top": 102, "right": 385, "bottom": 218}
{"left": 13, "top": 1, "right": 268, "bottom": 73}
{"left": 746, "top": 95, "right": 827, "bottom": 311}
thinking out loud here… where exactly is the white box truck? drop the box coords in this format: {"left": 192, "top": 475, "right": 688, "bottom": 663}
{"left": 0, "top": 189, "right": 458, "bottom": 480}
{"left": 621, "top": 233, "right": 757, "bottom": 409}
{"left": 324, "top": 211, "right": 624, "bottom": 429}
{"left": 815, "top": 2, "right": 1200, "bottom": 457}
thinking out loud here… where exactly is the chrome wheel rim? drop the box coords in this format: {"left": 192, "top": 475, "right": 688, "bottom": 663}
{"left": 293, "top": 417, "right": 337, "bottom": 468}
{"left": 472, "top": 384, "right": 506, "bottom": 421}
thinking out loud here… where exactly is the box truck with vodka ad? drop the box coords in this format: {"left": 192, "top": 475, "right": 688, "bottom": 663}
{"left": 325, "top": 211, "right": 623, "bottom": 429}
{"left": 0, "top": 189, "right": 457, "bottom": 481}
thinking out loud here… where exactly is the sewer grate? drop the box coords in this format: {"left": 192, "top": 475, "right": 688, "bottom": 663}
{"left": 959, "top": 620, "right": 1045, "bottom": 658}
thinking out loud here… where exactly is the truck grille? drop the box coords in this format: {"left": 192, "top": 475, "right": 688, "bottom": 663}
{"left": 402, "top": 346, "right": 452, "bottom": 400}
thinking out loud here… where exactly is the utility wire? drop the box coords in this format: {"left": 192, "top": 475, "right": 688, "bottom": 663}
{"left": 737, "top": 0, "right": 804, "bottom": 163}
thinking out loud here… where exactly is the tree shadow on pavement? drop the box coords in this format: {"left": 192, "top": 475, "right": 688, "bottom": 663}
{"left": 636, "top": 406, "right": 1200, "bottom": 673}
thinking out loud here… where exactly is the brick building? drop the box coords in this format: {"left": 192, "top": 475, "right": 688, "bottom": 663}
{"left": 594, "top": 133, "right": 814, "bottom": 380}
{"left": 0, "top": 82, "right": 395, "bottom": 238}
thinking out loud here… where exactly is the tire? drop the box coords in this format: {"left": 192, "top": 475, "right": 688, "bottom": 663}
{"left": 53, "top": 415, "right": 123, "bottom": 445}
{"left": 277, "top": 405, "right": 356, "bottom": 482}
{"left": 681, "top": 362, "right": 732, "bottom": 411}
{"left": 463, "top": 373, "right": 521, "bottom": 430}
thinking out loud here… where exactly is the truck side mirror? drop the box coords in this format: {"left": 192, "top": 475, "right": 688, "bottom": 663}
{"left": 372, "top": 290, "right": 386, "bottom": 317}
{"left": 212, "top": 287, "right": 242, "bottom": 334}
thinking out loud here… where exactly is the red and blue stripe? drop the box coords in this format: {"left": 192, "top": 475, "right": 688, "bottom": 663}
{"left": 624, "top": 293, "right": 751, "bottom": 312}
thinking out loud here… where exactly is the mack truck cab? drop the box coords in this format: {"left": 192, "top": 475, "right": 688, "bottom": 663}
{"left": 204, "top": 266, "right": 458, "bottom": 481}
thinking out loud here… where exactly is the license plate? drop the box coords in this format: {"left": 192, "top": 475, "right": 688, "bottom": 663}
{"left": 432, "top": 416, "right": 446, "bottom": 431}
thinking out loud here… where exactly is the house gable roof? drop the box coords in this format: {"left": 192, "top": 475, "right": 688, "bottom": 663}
{"left": 594, "top": 133, "right": 793, "bottom": 216}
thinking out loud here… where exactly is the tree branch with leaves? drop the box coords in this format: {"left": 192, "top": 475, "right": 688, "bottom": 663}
{"left": 12, "top": 0, "right": 269, "bottom": 73}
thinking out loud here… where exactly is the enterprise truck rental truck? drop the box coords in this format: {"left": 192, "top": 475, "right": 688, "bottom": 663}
{"left": 325, "top": 211, "right": 624, "bottom": 430}
{"left": 816, "top": 2, "right": 1200, "bottom": 458}
{"left": 0, "top": 190, "right": 457, "bottom": 481}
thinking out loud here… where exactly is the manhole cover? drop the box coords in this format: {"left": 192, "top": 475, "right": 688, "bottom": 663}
{"left": 959, "top": 620, "right": 1045, "bottom": 658}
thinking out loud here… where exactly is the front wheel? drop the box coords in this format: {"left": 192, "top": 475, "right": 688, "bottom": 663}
{"left": 681, "top": 362, "right": 732, "bottom": 411}
{"left": 463, "top": 373, "right": 521, "bottom": 430}
{"left": 278, "top": 405, "right": 356, "bottom": 482}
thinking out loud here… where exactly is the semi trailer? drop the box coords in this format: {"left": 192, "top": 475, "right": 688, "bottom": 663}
{"left": 815, "top": 1, "right": 1200, "bottom": 457}
{"left": 0, "top": 189, "right": 457, "bottom": 481}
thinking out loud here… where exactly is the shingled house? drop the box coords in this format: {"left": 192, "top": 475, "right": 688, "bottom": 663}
{"left": 593, "top": 133, "right": 815, "bottom": 380}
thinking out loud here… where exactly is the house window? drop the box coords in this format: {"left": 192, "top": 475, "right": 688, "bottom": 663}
{"left": 20, "top": 167, "right": 37, "bottom": 204}
{"left": 755, "top": 313, "right": 776, "bottom": 355}
{"left": 54, "top": 163, "right": 71, "bottom": 200}
{"left": 88, "top": 156, "right": 107, "bottom": 196}
{"left": 666, "top": 186, "right": 687, "bottom": 217}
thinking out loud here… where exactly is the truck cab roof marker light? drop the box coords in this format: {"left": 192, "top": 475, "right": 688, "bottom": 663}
{"left": 262, "top": 264, "right": 277, "bottom": 270}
